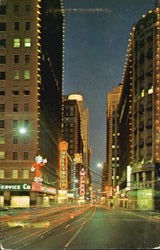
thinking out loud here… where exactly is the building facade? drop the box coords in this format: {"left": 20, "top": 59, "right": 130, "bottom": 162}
{"left": 62, "top": 94, "right": 90, "bottom": 202}
{"left": 0, "top": 0, "right": 63, "bottom": 207}
{"left": 106, "top": 85, "right": 122, "bottom": 198}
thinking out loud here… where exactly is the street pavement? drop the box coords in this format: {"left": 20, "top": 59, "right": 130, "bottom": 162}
{"left": 1, "top": 205, "right": 160, "bottom": 249}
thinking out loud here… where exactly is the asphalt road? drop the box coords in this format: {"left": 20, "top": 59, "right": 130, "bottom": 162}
{"left": 1, "top": 206, "right": 160, "bottom": 250}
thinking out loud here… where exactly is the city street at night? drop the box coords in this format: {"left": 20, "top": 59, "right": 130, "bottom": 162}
{"left": 1, "top": 205, "right": 160, "bottom": 249}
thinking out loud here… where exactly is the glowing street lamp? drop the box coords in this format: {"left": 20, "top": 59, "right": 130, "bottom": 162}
{"left": 97, "top": 163, "right": 103, "bottom": 168}
{"left": 0, "top": 128, "right": 27, "bottom": 137}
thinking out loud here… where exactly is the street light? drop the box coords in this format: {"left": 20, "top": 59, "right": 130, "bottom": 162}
{"left": 97, "top": 163, "right": 103, "bottom": 168}
{"left": 0, "top": 128, "right": 27, "bottom": 137}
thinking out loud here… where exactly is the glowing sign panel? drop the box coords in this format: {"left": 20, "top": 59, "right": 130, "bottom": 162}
{"left": 59, "top": 141, "right": 68, "bottom": 190}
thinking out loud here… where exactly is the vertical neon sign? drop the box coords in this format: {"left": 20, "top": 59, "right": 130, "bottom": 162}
{"left": 59, "top": 141, "right": 68, "bottom": 190}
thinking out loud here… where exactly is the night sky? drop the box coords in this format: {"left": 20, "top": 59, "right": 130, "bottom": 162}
{"left": 63, "top": 0, "right": 155, "bottom": 170}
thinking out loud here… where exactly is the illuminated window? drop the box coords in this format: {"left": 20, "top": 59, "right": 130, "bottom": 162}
{"left": 0, "top": 151, "right": 5, "bottom": 160}
{"left": 148, "top": 86, "right": 153, "bottom": 94}
{"left": 12, "top": 169, "right": 18, "bottom": 179}
{"left": 112, "top": 145, "right": 115, "bottom": 148}
{"left": 0, "top": 136, "right": 4, "bottom": 144}
{"left": 13, "top": 38, "right": 20, "bottom": 48}
{"left": 23, "top": 169, "right": 29, "bottom": 179}
{"left": 141, "top": 89, "right": 145, "bottom": 97}
{"left": 14, "top": 70, "right": 20, "bottom": 80}
{"left": 24, "top": 37, "right": 31, "bottom": 47}
{"left": 13, "top": 120, "right": 18, "bottom": 128}
{"left": 0, "top": 170, "right": 4, "bottom": 178}
{"left": 24, "top": 70, "right": 30, "bottom": 79}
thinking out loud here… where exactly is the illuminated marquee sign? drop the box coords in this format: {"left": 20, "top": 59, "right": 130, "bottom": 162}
{"left": 79, "top": 168, "right": 85, "bottom": 197}
{"left": 0, "top": 184, "right": 31, "bottom": 191}
{"left": 59, "top": 141, "right": 68, "bottom": 190}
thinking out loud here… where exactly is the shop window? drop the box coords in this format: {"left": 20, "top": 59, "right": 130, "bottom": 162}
{"left": 0, "top": 5, "right": 6, "bottom": 15}
{"left": 13, "top": 103, "right": 18, "bottom": 112}
{"left": 0, "top": 22, "right": 6, "bottom": 31}
{"left": 0, "top": 170, "right": 4, "bottom": 178}
{"left": 0, "top": 104, "right": 5, "bottom": 112}
{"left": 13, "top": 152, "right": 18, "bottom": 160}
{"left": 24, "top": 70, "right": 30, "bottom": 79}
{"left": 24, "top": 152, "right": 28, "bottom": 160}
{"left": 14, "top": 55, "right": 19, "bottom": 63}
{"left": 12, "top": 169, "right": 18, "bottom": 178}
{"left": 0, "top": 72, "right": 6, "bottom": 80}
{"left": 0, "top": 151, "right": 5, "bottom": 160}
{"left": 23, "top": 169, "right": 29, "bottom": 179}
{"left": 13, "top": 38, "right": 20, "bottom": 48}
{"left": 14, "top": 22, "right": 20, "bottom": 31}
{"left": 13, "top": 136, "right": 18, "bottom": 144}
{"left": 14, "top": 70, "right": 20, "bottom": 80}
{"left": 24, "top": 37, "right": 31, "bottom": 47}
{"left": 0, "top": 39, "right": 6, "bottom": 48}
{"left": 0, "top": 56, "right": 6, "bottom": 64}
{"left": 0, "top": 136, "right": 4, "bottom": 144}
{"left": 0, "top": 120, "right": 4, "bottom": 128}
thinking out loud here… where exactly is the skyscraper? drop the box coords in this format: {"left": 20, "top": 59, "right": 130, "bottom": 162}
{"left": 106, "top": 85, "right": 122, "bottom": 197}
{"left": 0, "top": 0, "right": 63, "bottom": 207}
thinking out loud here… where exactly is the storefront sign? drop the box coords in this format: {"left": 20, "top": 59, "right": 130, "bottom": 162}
{"left": 59, "top": 141, "right": 68, "bottom": 189}
{"left": 31, "top": 182, "right": 57, "bottom": 195}
{"left": 0, "top": 184, "right": 31, "bottom": 191}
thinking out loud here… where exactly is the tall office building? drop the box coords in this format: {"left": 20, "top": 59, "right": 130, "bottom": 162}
{"left": 0, "top": 0, "right": 63, "bottom": 207}
{"left": 62, "top": 94, "right": 90, "bottom": 200}
{"left": 130, "top": 6, "right": 160, "bottom": 210}
{"left": 106, "top": 85, "right": 122, "bottom": 196}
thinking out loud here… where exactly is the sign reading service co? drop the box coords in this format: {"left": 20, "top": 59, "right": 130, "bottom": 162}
{"left": 0, "top": 184, "right": 31, "bottom": 191}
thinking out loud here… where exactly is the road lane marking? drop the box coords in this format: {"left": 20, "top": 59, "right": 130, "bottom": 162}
{"left": 64, "top": 207, "right": 96, "bottom": 248}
